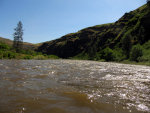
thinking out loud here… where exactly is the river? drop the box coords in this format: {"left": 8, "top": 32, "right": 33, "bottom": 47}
{"left": 0, "top": 60, "right": 150, "bottom": 113}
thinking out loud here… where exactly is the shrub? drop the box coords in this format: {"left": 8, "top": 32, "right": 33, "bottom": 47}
{"left": 33, "top": 55, "right": 46, "bottom": 60}
{"left": 113, "top": 48, "right": 126, "bottom": 61}
{"left": 138, "top": 56, "right": 150, "bottom": 62}
{"left": 0, "top": 51, "right": 16, "bottom": 59}
{"left": 0, "top": 43, "right": 10, "bottom": 50}
{"left": 73, "top": 53, "right": 90, "bottom": 60}
{"left": 7, "top": 52, "right": 16, "bottom": 59}
{"left": 130, "top": 44, "right": 143, "bottom": 62}
{"left": 23, "top": 55, "right": 32, "bottom": 59}
{"left": 143, "top": 40, "right": 150, "bottom": 49}
{"left": 48, "top": 55, "right": 59, "bottom": 59}
{"left": 0, "top": 51, "right": 3, "bottom": 59}
{"left": 102, "top": 47, "right": 115, "bottom": 61}
{"left": 2, "top": 52, "right": 8, "bottom": 58}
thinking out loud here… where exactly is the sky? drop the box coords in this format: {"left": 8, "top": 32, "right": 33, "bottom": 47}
{"left": 0, "top": 0, "right": 146, "bottom": 43}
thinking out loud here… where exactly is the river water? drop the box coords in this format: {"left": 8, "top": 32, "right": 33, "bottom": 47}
{"left": 0, "top": 60, "right": 150, "bottom": 113}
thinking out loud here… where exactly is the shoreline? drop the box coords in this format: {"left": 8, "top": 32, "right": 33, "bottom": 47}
{"left": 0, "top": 59, "right": 150, "bottom": 67}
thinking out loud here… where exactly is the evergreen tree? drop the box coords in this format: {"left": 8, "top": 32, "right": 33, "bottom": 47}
{"left": 13, "top": 21, "right": 23, "bottom": 52}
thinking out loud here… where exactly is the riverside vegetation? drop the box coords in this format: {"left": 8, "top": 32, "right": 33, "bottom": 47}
{"left": 1, "top": 3, "right": 150, "bottom": 65}
{"left": 0, "top": 41, "right": 59, "bottom": 60}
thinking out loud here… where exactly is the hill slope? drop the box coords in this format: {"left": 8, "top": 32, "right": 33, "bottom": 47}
{"left": 38, "top": 4, "right": 150, "bottom": 61}
{"left": 0, "top": 37, "right": 37, "bottom": 50}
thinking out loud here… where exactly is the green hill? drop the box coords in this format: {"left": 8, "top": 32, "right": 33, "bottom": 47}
{"left": 37, "top": 3, "right": 150, "bottom": 62}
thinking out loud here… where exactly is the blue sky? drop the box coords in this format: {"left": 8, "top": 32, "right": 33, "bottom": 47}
{"left": 0, "top": 0, "right": 146, "bottom": 43}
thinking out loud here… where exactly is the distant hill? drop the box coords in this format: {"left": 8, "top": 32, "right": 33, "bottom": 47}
{"left": 0, "top": 37, "right": 37, "bottom": 50}
{"left": 0, "top": 37, "right": 13, "bottom": 45}
{"left": 37, "top": 3, "right": 150, "bottom": 61}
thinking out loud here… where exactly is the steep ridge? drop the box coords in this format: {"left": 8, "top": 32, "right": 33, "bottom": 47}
{"left": 38, "top": 4, "right": 150, "bottom": 60}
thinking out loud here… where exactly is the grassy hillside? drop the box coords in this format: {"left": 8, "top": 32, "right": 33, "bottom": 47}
{"left": 0, "top": 37, "right": 59, "bottom": 59}
{"left": 38, "top": 3, "right": 150, "bottom": 63}
{"left": 0, "top": 37, "right": 37, "bottom": 50}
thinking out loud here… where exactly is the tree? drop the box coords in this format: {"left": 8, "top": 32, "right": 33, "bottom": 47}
{"left": 130, "top": 44, "right": 143, "bottom": 62}
{"left": 102, "top": 47, "right": 115, "bottom": 61}
{"left": 13, "top": 21, "right": 23, "bottom": 52}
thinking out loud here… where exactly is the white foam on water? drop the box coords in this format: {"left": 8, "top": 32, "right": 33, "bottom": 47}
{"left": 137, "top": 104, "right": 150, "bottom": 112}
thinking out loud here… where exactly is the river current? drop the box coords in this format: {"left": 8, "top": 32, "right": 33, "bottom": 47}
{"left": 0, "top": 60, "right": 150, "bottom": 113}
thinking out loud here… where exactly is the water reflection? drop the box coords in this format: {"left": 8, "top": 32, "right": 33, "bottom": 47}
{"left": 0, "top": 60, "right": 150, "bottom": 113}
